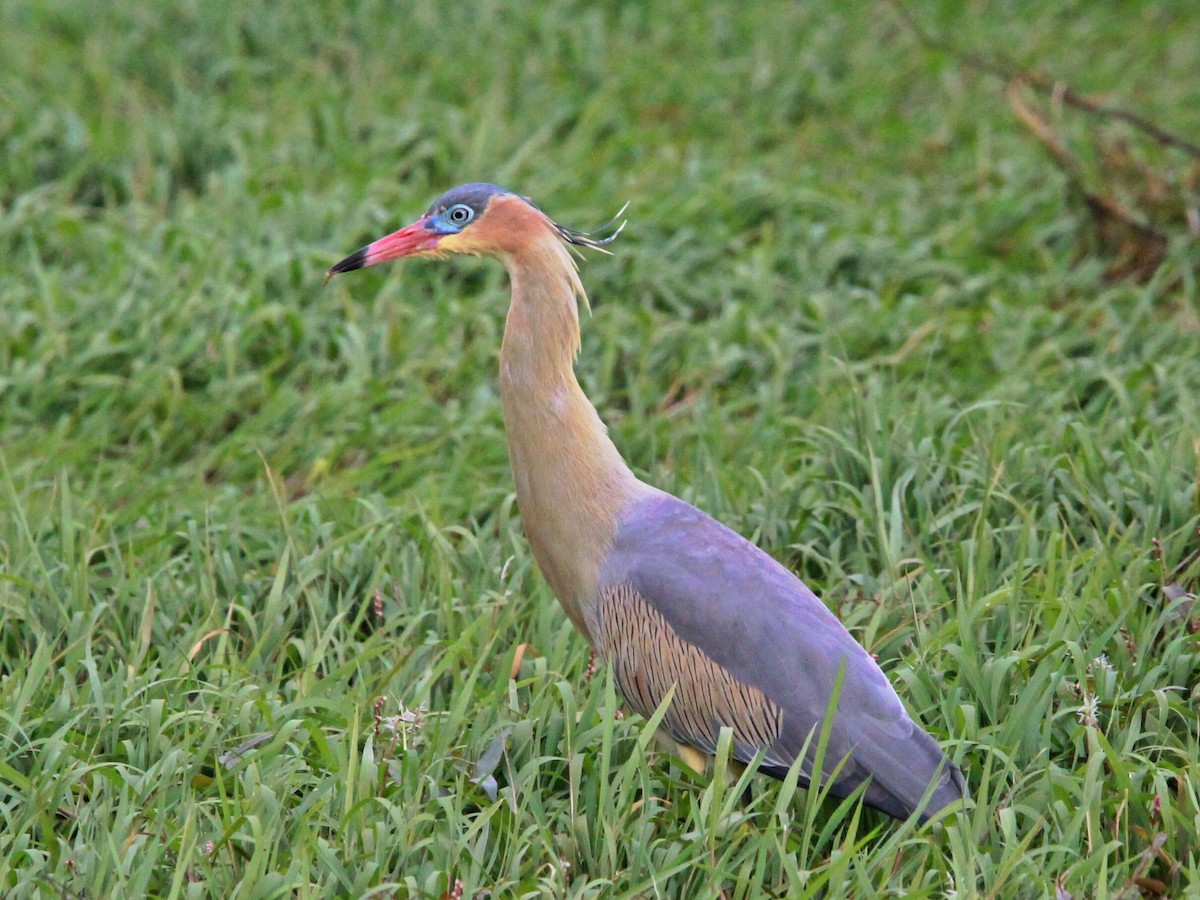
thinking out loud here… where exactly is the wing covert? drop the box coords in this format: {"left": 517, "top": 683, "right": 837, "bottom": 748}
{"left": 593, "top": 489, "right": 965, "bottom": 821}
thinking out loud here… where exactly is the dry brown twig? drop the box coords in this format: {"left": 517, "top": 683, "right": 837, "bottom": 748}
{"left": 888, "top": 1, "right": 1200, "bottom": 159}
{"left": 887, "top": 1, "right": 1199, "bottom": 283}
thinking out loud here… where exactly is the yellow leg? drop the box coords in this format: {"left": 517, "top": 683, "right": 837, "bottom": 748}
{"left": 655, "top": 731, "right": 711, "bottom": 775}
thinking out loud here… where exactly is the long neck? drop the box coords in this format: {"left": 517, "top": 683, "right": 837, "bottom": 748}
{"left": 497, "top": 236, "right": 644, "bottom": 637}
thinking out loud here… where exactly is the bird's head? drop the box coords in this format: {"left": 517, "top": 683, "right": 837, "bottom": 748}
{"left": 328, "top": 183, "right": 622, "bottom": 279}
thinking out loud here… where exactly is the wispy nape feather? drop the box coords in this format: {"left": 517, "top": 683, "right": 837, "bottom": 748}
{"left": 554, "top": 201, "right": 630, "bottom": 256}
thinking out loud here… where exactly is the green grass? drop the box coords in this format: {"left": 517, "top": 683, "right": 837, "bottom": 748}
{"left": 2, "top": 0, "right": 1199, "bottom": 896}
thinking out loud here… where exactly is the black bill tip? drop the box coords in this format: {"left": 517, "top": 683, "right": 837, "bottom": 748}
{"left": 327, "top": 246, "right": 369, "bottom": 278}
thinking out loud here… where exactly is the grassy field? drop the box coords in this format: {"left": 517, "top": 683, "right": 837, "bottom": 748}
{"left": 2, "top": 0, "right": 1199, "bottom": 896}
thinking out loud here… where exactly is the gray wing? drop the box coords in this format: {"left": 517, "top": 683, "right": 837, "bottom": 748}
{"left": 589, "top": 490, "right": 964, "bottom": 822}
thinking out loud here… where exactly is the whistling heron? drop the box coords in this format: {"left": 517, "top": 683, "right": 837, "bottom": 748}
{"left": 329, "top": 183, "right": 965, "bottom": 822}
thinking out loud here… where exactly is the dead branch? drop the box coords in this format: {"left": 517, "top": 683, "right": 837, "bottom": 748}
{"left": 888, "top": 1, "right": 1200, "bottom": 160}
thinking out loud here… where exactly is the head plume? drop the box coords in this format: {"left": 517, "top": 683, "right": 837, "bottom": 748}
{"left": 552, "top": 201, "right": 629, "bottom": 256}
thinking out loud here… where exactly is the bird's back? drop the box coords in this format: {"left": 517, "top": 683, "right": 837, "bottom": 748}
{"left": 589, "top": 489, "right": 964, "bottom": 821}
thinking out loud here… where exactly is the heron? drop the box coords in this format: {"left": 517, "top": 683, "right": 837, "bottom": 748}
{"left": 328, "top": 183, "right": 966, "bottom": 822}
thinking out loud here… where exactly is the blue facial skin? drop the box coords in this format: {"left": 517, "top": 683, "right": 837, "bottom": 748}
{"left": 426, "top": 205, "right": 475, "bottom": 235}
{"left": 424, "top": 183, "right": 512, "bottom": 234}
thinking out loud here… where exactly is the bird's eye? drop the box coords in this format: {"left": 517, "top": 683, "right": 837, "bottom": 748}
{"left": 446, "top": 204, "right": 474, "bottom": 226}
